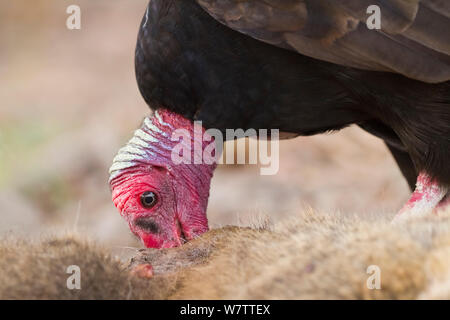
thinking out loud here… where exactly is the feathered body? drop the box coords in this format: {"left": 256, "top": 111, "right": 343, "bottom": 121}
{"left": 136, "top": 0, "right": 450, "bottom": 189}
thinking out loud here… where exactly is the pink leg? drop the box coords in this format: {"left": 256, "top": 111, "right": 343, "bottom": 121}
{"left": 393, "top": 172, "right": 448, "bottom": 223}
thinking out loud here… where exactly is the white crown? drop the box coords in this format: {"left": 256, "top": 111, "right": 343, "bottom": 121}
{"left": 108, "top": 110, "right": 174, "bottom": 183}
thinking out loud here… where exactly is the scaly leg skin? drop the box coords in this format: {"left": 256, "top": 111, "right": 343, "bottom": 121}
{"left": 393, "top": 172, "right": 449, "bottom": 224}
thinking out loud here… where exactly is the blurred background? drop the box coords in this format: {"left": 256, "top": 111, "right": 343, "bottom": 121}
{"left": 0, "top": 0, "right": 410, "bottom": 255}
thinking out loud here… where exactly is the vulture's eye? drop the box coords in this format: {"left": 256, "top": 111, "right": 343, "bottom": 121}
{"left": 140, "top": 191, "right": 158, "bottom": 208}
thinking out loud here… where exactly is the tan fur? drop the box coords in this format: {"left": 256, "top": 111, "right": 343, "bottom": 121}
{"left": 0, "top": 234, "right": 172, "bottom": 299}
{"left": 2, "top": 210, "right": 450, "bottom": 299}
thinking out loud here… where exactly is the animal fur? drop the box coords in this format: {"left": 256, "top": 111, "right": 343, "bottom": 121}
{"left": 0, "top": 234, "right": 170, "bottom": 299}
{"left": 2, "top": 210, "right": 450, "bottom": 299}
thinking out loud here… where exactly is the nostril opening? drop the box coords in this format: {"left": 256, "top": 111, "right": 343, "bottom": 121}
{"left": 135, "top": 217, "right": 160, "bottom": 234}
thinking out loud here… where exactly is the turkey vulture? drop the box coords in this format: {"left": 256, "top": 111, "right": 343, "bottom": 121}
{"left": 109, "top": 0, "right": 450, "bottom": 248}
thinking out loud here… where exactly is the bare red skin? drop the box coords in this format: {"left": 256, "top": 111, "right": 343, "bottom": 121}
{"left": 400, "top": 173, "right": 433, "bottom": 211}
{"left": 110, "top": 110, "right": 216, "bottom": 248}
{"left": 131, "top": 264, "right": 154, "bottom": 279}
{"left": 395, "top": 172, "right": 449, "bottom": 220}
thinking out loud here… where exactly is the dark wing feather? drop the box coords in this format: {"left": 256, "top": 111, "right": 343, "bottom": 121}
{"left": 197, "top": 0, "right": 450, "bottom": 83}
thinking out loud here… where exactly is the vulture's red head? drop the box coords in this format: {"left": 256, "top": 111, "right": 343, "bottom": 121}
{"left": 109, "top": 110, "right": 216, "bottom": 248}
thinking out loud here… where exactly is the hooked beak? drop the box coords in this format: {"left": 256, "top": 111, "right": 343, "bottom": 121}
{"left": 131, "top": 216, "right": 187, "bottom": 248}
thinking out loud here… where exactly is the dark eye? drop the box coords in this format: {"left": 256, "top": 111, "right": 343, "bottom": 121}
{"left": 140, "top": 191, "right": 158, "bottom": 208}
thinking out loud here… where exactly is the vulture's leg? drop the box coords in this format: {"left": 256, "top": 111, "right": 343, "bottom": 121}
{"left": 393, "top": 172, "right": 449, "bottom": 223}
{"left": 357, "top": 122, "right": 417, "bottom": 191}
{"left": 385, "top": 143, "right": 417, "bottom": 192}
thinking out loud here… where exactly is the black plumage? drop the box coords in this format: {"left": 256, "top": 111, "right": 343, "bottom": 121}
{"left": 135, "top": 0, "right": 450, "bottom": 190}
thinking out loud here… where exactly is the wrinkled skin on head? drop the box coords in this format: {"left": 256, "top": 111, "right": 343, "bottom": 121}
{"left": 110, "top": 164, "right": 210, "bottom": 248}
{"left": 109, "top": 109, "right": 216, "bottom": 248}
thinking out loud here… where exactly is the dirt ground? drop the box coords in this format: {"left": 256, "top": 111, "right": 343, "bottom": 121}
{"left": 0, "top": 1, "right": 410, "bottom": 256}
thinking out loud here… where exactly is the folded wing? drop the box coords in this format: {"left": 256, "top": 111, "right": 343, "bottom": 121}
{"left": 197, "top": 0, "right": 450, "bottom": 83}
